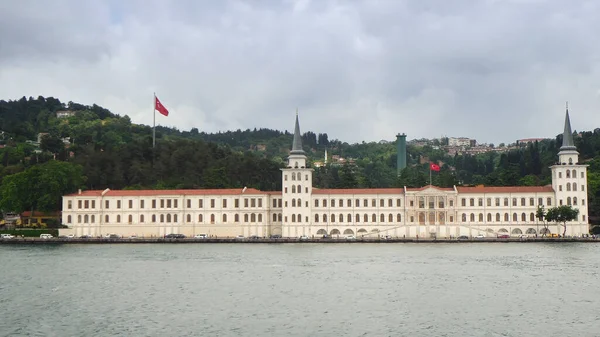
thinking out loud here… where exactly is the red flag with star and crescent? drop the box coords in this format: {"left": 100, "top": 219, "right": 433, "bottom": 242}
{"left": 430, "top": 162, "right": 440, "bottom": 172}
{"left": 155, "top": 96, "right": 169, "bottom": 116}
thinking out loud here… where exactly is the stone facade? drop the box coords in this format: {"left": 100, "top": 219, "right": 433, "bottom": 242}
{"left": 59, "top": 110, "right": 590, "bottom": 238}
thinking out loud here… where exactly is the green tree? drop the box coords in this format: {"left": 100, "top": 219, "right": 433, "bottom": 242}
{"left": 0, "top": 161, "right": 85, "bottom": 217}
{"left": 546, "top": 205, "right": 580, "bottom": 237}
{"left": 535, "top": 205, "right": 548, "bottom": 237}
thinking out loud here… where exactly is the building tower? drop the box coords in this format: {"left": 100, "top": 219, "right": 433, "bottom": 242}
{"left": 281, "top": 111, "right": 313, "bottom": 238}
{"left": 550, "top": 103, "right": 589, "bottom": 235}
{"left": 396, "top": 133, "right": 407, "bottom": 176}
{"left": 324, "top": 148, "right": 328, "bottom": 165}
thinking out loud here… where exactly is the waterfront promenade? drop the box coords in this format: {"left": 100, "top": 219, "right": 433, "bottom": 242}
{"left": 1, "top": 236, "right": 598, "bottom": 244}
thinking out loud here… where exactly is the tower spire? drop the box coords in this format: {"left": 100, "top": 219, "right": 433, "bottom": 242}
{"left": 291, "top": 110, "right": 304, "bottom": 155}
{"left": 560, "top": 101, "right": 576, "bottom": 151}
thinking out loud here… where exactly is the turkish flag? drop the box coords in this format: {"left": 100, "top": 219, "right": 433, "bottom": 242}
{"left": 155, "top": 96, "right": 169, "bottom": 116}
{"left": 430, "top": 162, "right": 440, "bottom": 172}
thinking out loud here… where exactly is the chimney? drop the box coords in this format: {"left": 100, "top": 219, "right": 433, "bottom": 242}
{"left": 78, "top": 189, "right": 82, "bottom": 195}
{"left": 242, "top": 186, "right": 247, "bottom": 193}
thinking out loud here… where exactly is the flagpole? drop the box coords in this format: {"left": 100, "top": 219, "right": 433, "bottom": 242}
{"left": 152, "top": 92, "right": 156, "bottom": 148}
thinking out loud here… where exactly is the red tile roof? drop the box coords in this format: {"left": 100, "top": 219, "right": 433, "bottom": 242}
{"left": 455, "top": 185, "right": 554, "bottom": 193}
{"left": 65, "top": 188, "right": 266, "bottom": 197}
{"left": 312, "top": 188, "right": 404, "bottom": 195}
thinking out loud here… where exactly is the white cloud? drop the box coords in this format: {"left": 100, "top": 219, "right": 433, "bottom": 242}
{"left": 1, "top": 0, "right": 599, "bottom": 144}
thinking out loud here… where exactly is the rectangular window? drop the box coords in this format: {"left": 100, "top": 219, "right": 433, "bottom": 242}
{"left": 449, "top": 200, "right": 454, "bottom": 207}
{"left": 419, "top": 198, "right": 424, "bottom": 208}
{"left": 211, "top": 199, "right": 215, "bottom": 208}
{"left": 495, "top": 198, "right": 500, "bottom": 207}
{"left": 117, "top": 200, "right": 121, "bottom": 209}
{"left": 251, "top": 199, "right": 256, "bottom": 207}
{"left": 273, "top": 199, "right": 277, "bottom": 207}
{"left": 78, "top": 200, "right": 82, "bottom": 209}
{"left": 91, "top": 200, "right": 96, "bottom": 209}
{"left": 244, "top": 199, "right": 249, "bottom": 207}
{"left": 223, "top": 199, "right": 227, "bottom": 208}
{"left": 105, "top": 200, "right": 109, "bottom": 209}
{"left": 410, "top": 201, "right": 414, "bottom": 207}
{"left": 167, "top": 199, "right": 172, "bottom": 208}
{"left": 152, "top": 199, "right": 156, "bottom": 208}
{"left": 258, "top": 199, "right": 263, "bottom": 208}
{"left": 174, "top": 199, "right": 178, "bottom": 208}
{"left": 546, "top": 198, "right": 551, "bottom": 206}
{"left": 140, "top": 200, "right": 145, "bottom": 209}
{"left": 331, "top": 199, "right": 336, "bottom": 207}
{"left": 438, "top": 200, "right": 445, "bottom": 208}
{"left": 129, "top": 200, "right": 133, "bottom": 209}
{"left": 199, "top": 199, "right": 203, "bottom": 208}
{"left": 84, "top": 200, "right": 89, "bottom": 209}
{"left": 429, "top": 198, "right": 435, "bottom": 209}
{"left": 187, "top": 199, "right": 191, "bottom": 208}
{"left": 538, "top": 198, "right": 542, "bottom": 206}
{"left": 278, "top": 199, "right": 282, "bottom": 208}
{"left": 486, "top": 198, "right": 491, "bottom": 207}
{"left": 68, "top": 200, "right": 72, "bottom": 209}
{"left": 461, "top": 198, "right": 466, "bottom": 207}
{"left": 235, "top": 199, "right": 240, "bottom": 208}
{"left": 160, "top": 199, "right": 164, "bottom": 208}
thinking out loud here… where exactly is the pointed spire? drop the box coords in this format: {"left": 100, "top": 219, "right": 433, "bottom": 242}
{"left": 560, "top": 101, "right": 576, "bottom": 151}
{"left": 290, "top": 110, "right": 304, "bottom": 155}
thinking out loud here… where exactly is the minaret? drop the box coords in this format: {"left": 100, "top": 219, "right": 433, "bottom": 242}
{"left": 281, "top": 110, "right": 313, "bottom": 238}
{"left": 324, "top": 149, "right": 328, "bottom": 165}
{"left": 550, "top": 102, "right": 588, "bottom": 236}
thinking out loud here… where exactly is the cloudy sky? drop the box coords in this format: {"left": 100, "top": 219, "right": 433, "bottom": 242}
{"left": 1, "top": 0, "right": 599, "bottom": 145}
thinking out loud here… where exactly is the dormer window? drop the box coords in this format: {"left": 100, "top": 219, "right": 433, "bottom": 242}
{"left": 294, "top": 162, "right": 298, "bottom": 168}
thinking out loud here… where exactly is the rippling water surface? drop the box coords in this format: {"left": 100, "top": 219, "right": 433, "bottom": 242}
{"left": 1, "top": 243, "right": 599, "bottom": 337}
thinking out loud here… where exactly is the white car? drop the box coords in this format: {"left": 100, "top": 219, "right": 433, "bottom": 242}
{"left": 345, "top": 235, "right": 356, "bottom": 241}
{"left": 476, "top": 234, "right": 485, "bottom": 239}
{"left": 40, "top": 234, "right": 53, "bottom": 239}
{"left": 235, "top": 235, "right": 245, "bottom": 240}
{"left": 299, "top": 235, "right": 309, "bottom": 241}
{"left": 1, "top": 234, "right": 15, "bottom": 239}
{"left": 194, "top": 234, "right": 207, "bottom": 239}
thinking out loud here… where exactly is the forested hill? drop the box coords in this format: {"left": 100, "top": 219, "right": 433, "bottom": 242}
{"left": 1, "top": 96, "right": 600, "bottom": 224}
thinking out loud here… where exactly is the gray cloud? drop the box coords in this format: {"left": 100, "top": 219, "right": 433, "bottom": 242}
{"left": 1, "top": 0, "right": 599, "bottom": 145}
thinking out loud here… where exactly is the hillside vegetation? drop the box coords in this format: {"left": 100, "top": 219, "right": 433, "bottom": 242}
{"left": 1, "top": 96, "right": 599, "bottom": 225}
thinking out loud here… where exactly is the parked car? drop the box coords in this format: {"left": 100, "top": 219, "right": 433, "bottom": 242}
{"left": 457, "top": 235, "right": 469, "bottom": 240}
{"left": 299, "top": 235, "right": 309, "bottom": 241}
{"left": 475, "top": 234, "right": 485, "bottom": 239}
{"left": 165, "top": 234, "right": 185, "bottom": 239}
{"left": 40, "top": 234, "right": 53, "bottom": 239}
{"left": 194, "top": 234, "right": 207, "bottom": 239}
{"left": 497, "top": 234, "right": 510, "bottom": 239}
{"left": 0, "top": 234, "right": 15, "bottom": 239}
{"left": 270, "top": 235, "right": 282, "bottom": 239}
{"left": 345, "top": 235, "right": 356, "bottom": 241}
{"left": 80, "top": 235, "right": 93, "bottom": 239}
{"left": 235, "top": 235, "right": 245, "bottom": 240}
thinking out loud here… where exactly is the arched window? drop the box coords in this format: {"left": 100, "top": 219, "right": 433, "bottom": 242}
{"left": 530, "top": 213, "right": 535, "bottom": 222}
{"left": 389, "top": 214, "right": 393, "bottom": 222}
{"left": 339, "top": 214, "right": 343, "bottom": 223}
{"left": 323, "top": 214, "right": 328, "bottom": 222}
{"left": 397, "top": 214, "right": 402, "bottom": 222}
{"left": 462, "top": 213, "right": 466, "bottom": 222}
{"left": 198, "top": 214, "right": 203, "bottom": 222}
{"left": 292, "top": 185, "right": 296, "bottom": 193}
{"left": 174, "top": 214, "right": 177, "bottom": 222}
{"left": 223, "top": 214, "right": 227, "bottom": 222}
{"left": 160, "top": 214, "right": 164, "bottom": 222}
{"left": 470, "top": 213, "right": 475, "bottom": 222}
{"left": 140, "top": 215, "right": 144, "bottom": 223}
{"left": 487, "top": 213, "right": 492, "bottom": 222}
{"left": 364, "top": 214, "right": 368, "bottom": 222}
{"left": 105, "top": 215, "right": 109, "bottom": 223}
{"left": 292, "top": 172, "right": 296, "bottom": 181}
{"left": 297, "top": 198, "right": 301, "bottom": 207}
{"left": 348, "top": 214, "right": 352, "bottom": 222}
{"left": 504, "top": 198, "right": 509, "bottom": 206}
{"left": 496, "top": 213, "right": 500, "bottom": 222}
{"left": 152, "top": 215, "right": 156, "bottom": 222}
{"left": 331, "top": 214, "right": 336, "bottom": 222}
{"left": 187, "top": 214, "right": 191, "bottom": 222}
{"left": 166, "top": 214, "right": 171, "bottom": 223}
{"left": 84, "top": 215, "right": 89, "bottom": 223}
{"left": 117, "top": 215, "right": 121, "bottom": 223}
{"left": 91, "top": 215, "right": 95, "bottom": 223}
{"left": 356, "top": 214, "right": 360, "bottom": 223}
{"left": 513, "top": 213, "right": 517, "bottom": 222}
{"left": 128, "top": 215, "right": 133, "bottom": 223}
{"left": 315, "top": 214, "right": 319, "bottom": 222}
{"left": 573, "top": 197, "right": 578, "bottom": 205}
{"left": 567, "top": 197, "right": 572, "bottom": 205}
{"left": 504, "top": 213, "right": 509, "bottom": 222}
{"left": 372, "top": 214, "right": 376, "bottom": 222}
{"left": 566, "top": 183, "right": 571, "bottom": 191}
{"left": 478, "top": 213, "right": 483, "bottom": 222}
{"left": 572, "top": 169, "right": 577, "bottom": 178}
{"left": 566, "top": 170, "right": 571, "bottom": 178}
{"left": 521, "top": 213, "right": 526, "bottom": 221}
{"left": 292, "top": 199, "right": 296, "bottom": 207}
{"left": 512, "top": 198, "right": 517, "bottom": 206}
{"left": 67, "top": 215, "right": 72, "bottom": 223}
{"left": 573, "top": 183, "right": 577, "bottom": 191}
{"left": 520, "top": 198, "right": 525, "bottom": 206}
{"left": 278, "top": 214, "right": 282, "bottom": 221}
{"left": 297, "top": 185, "right": 301, "bottom": 193}
{"left": 379, "top": 214, "right": 384, "bottom": 222}
{"left": 258, "top": 214, "right": 262, "bottom": 222}
{"left": 77, "top": 215, "right": 81, "bottom": 223}
{"left": 251, "top": 213, "right": 256, "bottom": 222}
{"left": 273, "top": 214, "right": 277, "bottom": 222}
{"left": 210, "top": 214, "right": 215, "bottom": 223}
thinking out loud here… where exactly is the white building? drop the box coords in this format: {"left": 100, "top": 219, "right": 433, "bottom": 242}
{"left": 60, "top": 110, "right": 589, "bottom": 238}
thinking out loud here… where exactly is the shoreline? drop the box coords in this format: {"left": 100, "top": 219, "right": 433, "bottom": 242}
{"left": 1, "top": 237, "right": 598, "bottom": 244}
